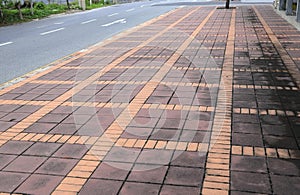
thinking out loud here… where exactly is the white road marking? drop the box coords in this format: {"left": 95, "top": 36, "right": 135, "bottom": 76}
{"left": 126, "top": 8, "right": 135, "bottom": 12}
{"left": 37, "top": 25, "right": 47, "bottom": 29}
{"left": 40, "top": 28, "right": 65, "bottom": 35}
{"left": 81, "top": 19, "right": 97, "bottom": 24}
{"left": 38, "top": 22, "right": 63, "bottom": 29}
{"left": 0, "top": 42, "right": 13, "bottom": 47}
{"left": 102, "top": 18, "right": 126, "bottom": 27}
{"left": 108, "top": 13, "right": 119, "bottom": 17}
{"left": 140, "top": 5, "right": 146, "bottom": 7}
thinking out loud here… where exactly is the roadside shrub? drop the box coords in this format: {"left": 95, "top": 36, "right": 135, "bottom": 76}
{"left": 34, "top": 2, "right": 46, "bottom": 10}
{"left": 4, "top": 0, "right": 15, "bottom": 9}
{"left": 1, "top": 0, "right": 111, "bottom": 26}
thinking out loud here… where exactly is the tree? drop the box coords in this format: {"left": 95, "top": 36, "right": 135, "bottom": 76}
{"left": 15, "top": 0, "right": 23, "bottom": 20}
{"left": 66, "top": 0, "right": 70, "bottom": 10}
{"left": 225, "top": 0, "right": 230, "bottom": 9}
{"left": 29, "top": 0, "right": 34, "bottom": 15}
{"left": 0, "top": 0, "right": 4, "bottom": 22}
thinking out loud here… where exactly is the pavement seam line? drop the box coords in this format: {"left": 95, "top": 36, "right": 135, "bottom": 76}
{"left": 202, "top": 9, "right": 235, "bottom": 195}
{"left": 29, "top": 79, "right": 221, "bottom": 88}
{"left": 0, "top": 100, "right": 215, "bottom": 112}
{"left": 5, "top": 131, "right": 212, "bottom": 151}
{"left": 253, "top": 6, "right": 300, "bottom": 88}
{"left": 0, "top": 8, "right": 184, "bottom": 147}
{"left": 51, "top": 7, "right": 210, "bottom": 194}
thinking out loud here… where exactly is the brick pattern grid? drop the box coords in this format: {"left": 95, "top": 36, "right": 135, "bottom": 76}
{"left": 0, "top": 5, "right": 299, "bottom": 195}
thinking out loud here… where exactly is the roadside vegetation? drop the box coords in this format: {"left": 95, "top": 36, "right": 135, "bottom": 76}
{"left": 0, "top": 0, "right": 111, "bottom": 26}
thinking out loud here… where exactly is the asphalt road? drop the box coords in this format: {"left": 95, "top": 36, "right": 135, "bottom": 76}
{"left": 0, "top": 0, "right": 272, "bottom": 85}
{"left": 0, "top": 0, "right": 177, "bottom": 85}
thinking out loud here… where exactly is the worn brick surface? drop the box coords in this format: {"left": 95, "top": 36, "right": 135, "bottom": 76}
{"left": 0, "top": 5, "right": 299, "bottom": 194}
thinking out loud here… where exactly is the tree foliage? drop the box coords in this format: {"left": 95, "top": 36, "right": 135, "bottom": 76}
{"left": 0, "top": 0, "right": 111, "bottom": 25}
{"left": 0, "top": 1, "right": 71, "bottom": 25}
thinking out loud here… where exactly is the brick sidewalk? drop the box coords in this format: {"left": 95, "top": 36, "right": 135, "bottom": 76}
{"left": 0, "top": 5, "right": 299, "bottom": 195}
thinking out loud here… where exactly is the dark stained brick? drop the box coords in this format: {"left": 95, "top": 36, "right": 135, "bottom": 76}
{"left": 233, "top": 114, "right": 260, "bottom": 124}
{"left": 0, "top": 121, "right": 17, "bottom": 132}
{"left": 231, "top": 171, "right": 271, "bottom": 194}
{"left": 165, "top": 166, "right": 204, "bottom": 186}
{"left": 24, "top": 142, "right": 62, "bottom": 156}
{"left": 0, "top": 141, "right": 33, "bottom": 155}
{"left": 0, "top": 172, "right": 29, "bottom": 193}
{"left": 129, "top": 116, "right": 158, "bottom": 128}
{"left": 271, "top": 175, "right": 300, "bottom": 195}
{"left": 136, "top": 149, "right": 173, "bottom": 165}
{"left": 119, "top": 182, "right": 160, "bottom": 195}
{"left": 264, "top": 135, "right": 299, "bottom": 149}
{"left": 231, "top": 190, "right": 267, "bottom": 195}
{"left": 79, "top": 179, "right": 122, "bottom": 195}
{"left": 50, "top": 123, "right": 78, "bottom": 135}
{"left": 4, "top": 156, "right": 47, "bottom": 173}
{"left": 35, "top": 158, "right": 77, "bottom": 176}
{"left": 180, "top": 130, "right": 208, "bottom": 143}
{"left": 104, "top": 147, "right": 140, "bottom": 163}
{"left": 171, "top": 151, "right": 206, "bottom": 168}
{"left": 232, "top": 133, "right": 264, "bottom": 147}
{"left": 261, "top": 124, "right": 293, "bottom": 136}
{"left": 53, "top": 144, "right": 88, "bottom": 159}
{"left": 62, "top": 114, "right": 91, "bottom": 125}
{"left": 183, "top": 120, "right": 210, "bottom": 131}
{"left": 0, "top": 105, "right": 20, "bottom": 113}
{"left": 160, "top": 185, "right": 200, "bottom": 195}
{"left": 24, "top": 122, "right": 57, "bottom": 134}
{"left": 1, "top": 112, "right": 31, "bottom": 122}
{"left": 38, "top": 113, "right": 69, "bottom": 123}
{"left": 92, "top": 162, "right": 131, "bottom": 180}
{"left": 0, "top": 154, "right": 17, "bottom": 170}
{"left": 231, "top": 155, "right": 267, "bottom": 173}
{"left": 150, "top": 129, "right": 180, "bottom": 141}
{"left": 156, "top": 118, "right": 185, "bottom": 130}
{"left": 233, "top": 123, "right": 261, "bottom": 134}
{"left": 128, "top": 164, "right": 168, "bottom": 183}
{"left": 15, "top": 174, "right": 63, "bottom": 195}
{"left": 268, "top": 158, "right": 300, "bottom": 176}
{"left": 14, "top": 105, "right": 41, "bottom": 113}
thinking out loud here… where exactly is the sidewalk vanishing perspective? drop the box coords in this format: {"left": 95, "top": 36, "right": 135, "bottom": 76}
{"left": 0, "top": 5, "right": 299, "bottom": 195}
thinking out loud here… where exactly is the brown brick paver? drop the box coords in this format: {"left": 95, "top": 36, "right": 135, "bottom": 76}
{"left": 0, "top": 4, "right": 300, "bottom": 195}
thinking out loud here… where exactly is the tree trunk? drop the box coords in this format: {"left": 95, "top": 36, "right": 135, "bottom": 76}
{"left": 226, "top": 0, "right": 230, "bottom": 9}
{"left": 297, "top": 0, "right": 300, "bottom": 22}
{"left": 66, "top": 0, "right": 70, "bottom": 9}
{"left": 16, "top": 2, "right": 23, "bottom": 20}
{"left": 30, "top": 0, "right": 34, "bottom": 15}
{"left": 0, "top": 8, "right": 3, "bottom": 23}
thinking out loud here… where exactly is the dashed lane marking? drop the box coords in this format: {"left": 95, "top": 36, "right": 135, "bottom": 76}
{"left": 101, "top": 18, "right": 126, "bottom": 27}
{"left": 81, "top": 19, "right": 97, "bottom": 24}
{"left": 0, "top": 42, "right": 13, "bottom": 47}
{"left": 126, "top": 8, "right": 135, "bottom": 12}
{"left": 108, "top": 13, "right": 119, "bottom": 17}
{"left": 40, "top": 28, "right": 65, "bottom": 36}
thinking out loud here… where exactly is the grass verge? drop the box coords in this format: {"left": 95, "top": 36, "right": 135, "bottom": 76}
{"left": 0, "top": 1, "right": 111, "bottom": 26}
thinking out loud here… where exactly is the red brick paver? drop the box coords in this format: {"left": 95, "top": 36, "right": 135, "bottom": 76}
{"left": 0, "top": 5, "right": 300, "bottom": 195}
